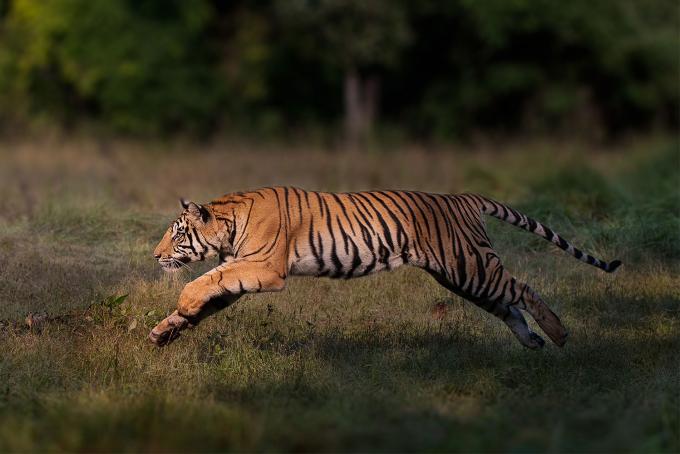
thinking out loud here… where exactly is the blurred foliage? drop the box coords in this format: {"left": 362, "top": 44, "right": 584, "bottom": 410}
{"left": 0, "top": 0, "right": 676, "bottom": 137}
{"left": 612, "top": 144, "right": 680, "bottom": 260}
{"left": 499, "top": 143, "right": 680, "bottom": 261}
{"left": 275, "top": 0, "right": 411, "bottom": 70}
{"left": 0, "top": 0, "right": 222, "bottom": 134}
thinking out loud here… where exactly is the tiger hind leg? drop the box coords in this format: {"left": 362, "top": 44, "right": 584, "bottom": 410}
{"left": 427, "top": 270, "right": 546, "bottom": 349}
{"left": 470, "top": 263, "right": 568, "bottom": 347}
{"left": 496, "top": 304, "right": 546, "bottom": 349}
{"left": 468, "top": 293, "right": 545, "bottom": 349}
{"left": 476, "top": 272, "right": 568, "bottom": 347}
{"left": 514, "top": 281, "right": 568, "bottom": 347}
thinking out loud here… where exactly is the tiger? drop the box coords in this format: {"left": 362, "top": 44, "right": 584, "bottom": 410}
{"left": 150, "top": 187, "right": 621, "bottom": 348}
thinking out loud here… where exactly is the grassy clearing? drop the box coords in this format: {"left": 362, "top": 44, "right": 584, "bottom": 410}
{"left": 0, "top": 137, "right": 678, "bottom": 452}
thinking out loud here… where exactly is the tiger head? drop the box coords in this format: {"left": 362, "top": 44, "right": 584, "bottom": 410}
{"left": 153, "top": 199, "right": 222, "bottom": 272}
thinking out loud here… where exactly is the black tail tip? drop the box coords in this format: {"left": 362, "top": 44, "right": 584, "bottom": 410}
{"left": 606, "top": 260, "right": 622, "bottom": 273}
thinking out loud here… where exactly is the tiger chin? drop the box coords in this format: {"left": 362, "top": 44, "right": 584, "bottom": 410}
{"left": 149, "top": 187, "right": 621, "bottom": 348}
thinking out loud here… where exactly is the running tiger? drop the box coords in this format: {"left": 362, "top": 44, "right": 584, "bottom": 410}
{"left": 150, "top": 187, "right": 621, "bottom": 348}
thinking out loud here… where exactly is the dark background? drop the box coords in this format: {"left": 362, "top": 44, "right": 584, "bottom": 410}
{"left": 0, "top": 0, "right": 677, "bottom": 143}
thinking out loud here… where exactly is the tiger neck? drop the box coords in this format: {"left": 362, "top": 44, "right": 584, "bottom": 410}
{"left": 207, "top": 196, "right": 252, "bottom": 259}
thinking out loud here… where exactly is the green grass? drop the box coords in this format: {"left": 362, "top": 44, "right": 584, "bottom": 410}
{"left": 0, "top": 137, "right": 678, "bottom": 452}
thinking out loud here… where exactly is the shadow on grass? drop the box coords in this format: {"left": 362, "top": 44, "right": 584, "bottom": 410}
{"left": 0, "top": 269, "right": 677, "bottom": 452}
{"left": 201, "top": 292, "right": 679, "bottom": 451}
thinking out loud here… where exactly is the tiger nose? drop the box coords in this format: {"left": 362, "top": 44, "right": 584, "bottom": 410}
{"left": 153, "top": 253, "right": 162, "bottom": 259}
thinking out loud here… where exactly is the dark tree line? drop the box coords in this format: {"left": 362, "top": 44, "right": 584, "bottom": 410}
{"left": 0, "top": 0, "right": 676, "bottom": 141}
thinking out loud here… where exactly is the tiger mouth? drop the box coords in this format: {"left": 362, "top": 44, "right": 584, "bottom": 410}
{"left": 158, "top": 257, "right": 187, "bottom": 272}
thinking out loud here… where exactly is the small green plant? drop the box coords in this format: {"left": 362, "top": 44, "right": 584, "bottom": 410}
{"left": 101, "top": 294, "right": 128, "bottom": 312}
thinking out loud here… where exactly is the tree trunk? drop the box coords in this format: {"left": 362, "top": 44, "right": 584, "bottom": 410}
{"left": 343, "top": 68, "right": 380, "bottom": 149}
{"left": 362, "top": 75, "right": 379, "bottom": 138}
{"left": 344, "top": 67, "right": 362, "bottom": 150}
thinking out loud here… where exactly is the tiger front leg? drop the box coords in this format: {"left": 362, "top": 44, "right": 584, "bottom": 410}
{"left": 149, "top": 262, "right": 286, "bottom": 346}
{"left": 148, "top": 295, "right": 241, "bottom": 347}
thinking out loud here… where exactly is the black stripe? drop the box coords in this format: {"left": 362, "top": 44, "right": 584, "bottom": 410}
{"left": 346, "top": 237, "right": 362, "bottom": 278}
{"left": 283, "top": 187, "right": 292, "bottom": 224}
{"left": 527, "top": 217, "right": 538, "bottom": 231}
{"left": 370, "top": 192, "right": 409, "bottom": 247}
{"left": 402, "top": 191, "right": 432, "bottom": 237}
{"left": 412, "top": 193, "right": 446, "bottom": 269}
{"left": 557, "top": 235, "right": 569, "bottom": 250}
{"left": 336, "top": 215, "right": 350, "bottom": 255}
{"left": 355, "top": 193, "right": 395, "bottom": 251}
{"left": 308, "top": 217, "right": 324, "bottom": 272}
{"left": 316, "top": 230, "right": 327, "bottom": 276}
{"left": 390, "top": 191, "right": 422, "bottom": 261}
{"left": 314, "top": 192, "right": 325, "bottom": 218}
{"left": 330, "top": 193, "right": 355, "bottom": 235}
{"left": 325, "top": 205, "right": 344, "bottom": 278}
{"left": 293, "top": 188, "right": 304, "bottom": 225}
{"left": 543, "top": 226, "right": 555, "bottom": 240}
{"left": 347, "top": 194, "right": 377, "bottom": 234}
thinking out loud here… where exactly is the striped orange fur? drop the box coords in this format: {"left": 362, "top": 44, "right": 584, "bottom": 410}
{"left": 150, "top": 187, "right": 621, "bottom": 348}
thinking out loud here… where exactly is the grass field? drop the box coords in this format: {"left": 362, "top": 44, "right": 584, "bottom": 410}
{"left": 0, "top": 136, "right": 678, "bottom": 452}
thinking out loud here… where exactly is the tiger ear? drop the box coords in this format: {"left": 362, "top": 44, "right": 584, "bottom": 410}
{"left": 179, "top": 198, "right": 190, "bottom": 210}
{"left": 181, "top": 199, "right": 209, "bottom": 223}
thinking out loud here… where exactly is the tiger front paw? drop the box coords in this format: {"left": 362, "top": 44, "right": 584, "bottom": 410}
{"left": 149, "top": 311, "right": 190, "bottom": 346}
